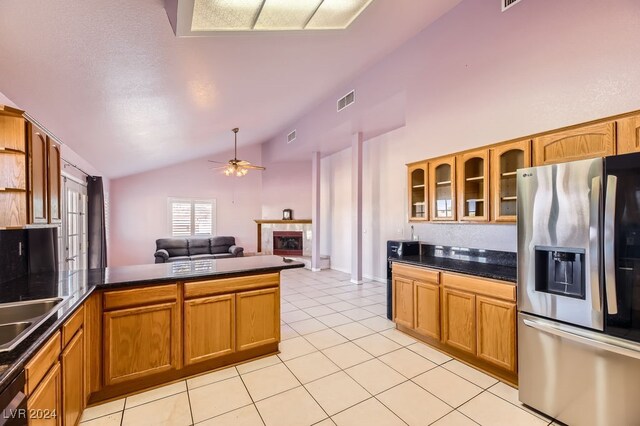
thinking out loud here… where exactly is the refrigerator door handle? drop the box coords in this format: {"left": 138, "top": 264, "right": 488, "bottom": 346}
{"left": 604, "top": 175, "right": 618, "bottom": 315}
{"left": 523, "top": 317, "right": 640, "bottom": 360}
{"left": 589, "top": 176, "right": 602, "bottom": 312}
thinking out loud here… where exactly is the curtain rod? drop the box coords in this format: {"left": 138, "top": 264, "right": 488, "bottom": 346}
{"left": 62, "top": 158, "right": 92, "bottom": 178}
{"left": 22, "top": 112, "right": 95, "bottom": 179}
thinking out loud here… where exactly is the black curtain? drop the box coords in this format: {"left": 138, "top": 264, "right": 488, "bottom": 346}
{"left": 87, "top": 176, "right": 108, "bottom": 269}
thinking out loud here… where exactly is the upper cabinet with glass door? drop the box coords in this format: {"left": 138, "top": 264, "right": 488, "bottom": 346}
{"left": 490, "top": 140, "right": 531, "bottom": 222}
{"left": 457, "top": 149, "right": 489, "bottom": 221}
{"left": 407, "top": 162, "right": 428, "bottom": 221}
{"left": 429, "top": 156, "right": 456, "bottom": 221}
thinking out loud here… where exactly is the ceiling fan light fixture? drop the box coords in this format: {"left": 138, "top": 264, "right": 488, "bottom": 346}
{"left": 210, "top": 127, "right": 265, "bottom": 177}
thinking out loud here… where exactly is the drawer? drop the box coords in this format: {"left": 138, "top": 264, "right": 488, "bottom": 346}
{"left": 103, "top": 284, "right": 178, "bottom": 311}
{"left": 25, "top": 331, "right": 61, "bottom": 396}
{"left": 184, "top": 273, "right": 279, "bottom": 299}
{"left": 442, "top": 272, "right": 516, "bottom": 302}
{"left": 392, "top": 263, "right": 440, "bottom": 284}
{"left": 62, "top": 305, "right": 84, "bottom": 347}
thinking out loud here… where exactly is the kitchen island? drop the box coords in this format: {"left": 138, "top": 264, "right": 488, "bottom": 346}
{"left": 0, "top": 255, "right": 303, "bottom": 424}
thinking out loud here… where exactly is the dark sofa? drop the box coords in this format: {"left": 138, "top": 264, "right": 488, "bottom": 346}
{"left": 154, "top": 236, "right": 244, "bottom": 263}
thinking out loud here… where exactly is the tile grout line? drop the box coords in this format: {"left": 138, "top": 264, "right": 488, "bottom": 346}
{"left": 235, "top": 370, "right": 268, "bottom": 426}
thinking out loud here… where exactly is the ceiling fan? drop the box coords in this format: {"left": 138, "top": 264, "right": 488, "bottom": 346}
{"left": 208, "top": 128, "right": 265, "bottom": 176}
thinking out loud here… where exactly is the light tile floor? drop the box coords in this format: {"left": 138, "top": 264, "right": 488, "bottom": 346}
{"left": 79, "top": 268, "right": 555, "bottom": 426}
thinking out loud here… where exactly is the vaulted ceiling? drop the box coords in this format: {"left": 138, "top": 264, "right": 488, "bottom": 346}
{"left": 0, "top": 0, "right": 461, "bottom": 177}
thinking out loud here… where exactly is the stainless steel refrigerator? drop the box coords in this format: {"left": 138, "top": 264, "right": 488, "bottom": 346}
{"left": 517, "top": 153, "right": 640, "bottom": 425}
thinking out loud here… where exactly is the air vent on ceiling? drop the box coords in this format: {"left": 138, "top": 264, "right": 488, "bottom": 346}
{"left": 502, "top": 0, "right": 523, "bottom": 11}
{"left": 287, "top": 130, "right": 296, "bottom": 144}
{"left": 337, "top": 90, "right": 355, "bottom": 112}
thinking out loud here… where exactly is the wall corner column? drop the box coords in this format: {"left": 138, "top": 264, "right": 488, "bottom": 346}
{"left": 311, "top": 151, "right": 321, "bottom": 272}
{"left": 351, "top": 132, "right": 363, "bottom": 284}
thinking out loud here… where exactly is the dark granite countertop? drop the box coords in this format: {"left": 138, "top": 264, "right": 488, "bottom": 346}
{"left": 0, "top": 255, "right": 303, "bottom": 392}
{"left": 392, "top": 255, "right": 517, "bottom": 283}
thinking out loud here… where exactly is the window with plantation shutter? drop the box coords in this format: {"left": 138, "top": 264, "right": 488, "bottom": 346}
{"left": 168, "top": 198, "right": 216, "bottom": 237}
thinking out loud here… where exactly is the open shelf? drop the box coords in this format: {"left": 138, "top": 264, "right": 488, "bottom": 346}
{"left": 412, "top": 184, "right": 425, "bottom": 189}
{"left": 0, "top": 147, "right": 26, "bottom": 154}
{"left": 465, "top": 176, "right": 484, "bottom": 182}
{"left": 501, "top": 196, "right": 517, "bottom": 201}
{"left": 436, "top": 181, "right": 451, "bottom": 186}
{"left": 466, "top": 198, "right": 485, "bottom": 203}
{"left": 501, "top": 171, "right": 517, "bottom": 177}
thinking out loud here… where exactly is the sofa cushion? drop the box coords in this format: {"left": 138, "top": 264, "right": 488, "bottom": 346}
{"left": 211, "top": 236, "right": 235, "bottom": 254}
{"left": 212, "top": 253, "right": 234, "bottom": 259}
{"left": 156, "top": 238, "right": 189, "bottom": 257}
{"left": 188, "top": 238, "right": 211, "bottom": 255}
{"left": 190, "top": 254, "right": 216, "bottom": 261}
{"left": 166, "top": 256, "right": 190, "bottom": 263}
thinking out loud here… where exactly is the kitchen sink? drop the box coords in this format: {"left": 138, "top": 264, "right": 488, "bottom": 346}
{"left": 0, "top": 298, "right": 64, "bottom": 324}
{"left": 0, "top": 297, "right": 68, "bottom": 352}
{"left": 0, "top": 322, "right": 32, "bottom": 346}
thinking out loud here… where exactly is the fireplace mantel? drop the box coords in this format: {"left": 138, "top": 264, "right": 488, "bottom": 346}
{"left": 254, "top": 219, "right": 312, "bottom": 224}
{"left": 255, "top": 219, "right": 312, "bottom": 253}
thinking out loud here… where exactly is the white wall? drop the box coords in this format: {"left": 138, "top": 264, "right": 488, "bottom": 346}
{"left": 109, "top": 144, "right": 263, "bottom": 266}
{"left": 320, "top": 148, "right": 352, "bottom": 274}
{"left": 322, "top": 126, "right": 517, "bottom": 283}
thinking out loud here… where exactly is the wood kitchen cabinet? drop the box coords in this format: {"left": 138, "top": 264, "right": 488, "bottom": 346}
{"left": 27, "top": 122, "right": 49, "bottom": 224}
{"left": 184, "top": 294, "right": 235, "bottom": 365}
{"left": 533, "top": 121, "right": 616, "bottom": 166}
{"left": 103, "top": 284, "right": 180, "bottom": 386}
{"left": 476, "top": 296, "right": 516, "bottom": 373}
{"left": 617, "top": 114, "right": 640, "bottom": 154}
{"left": 103, "top": 302, "right": 180, "bottom": 386}
{"left": 392, "top": 263, "right": 440, "bottom": 338}
{"left": 61, "top": 330, "right": 84, "bottom": 426}
{"left": 0, "top": 106, "right": 27, "bottom": 228}
{"left": 490, "top": 139, "right": 531, "bottom": 222}
{"left": 60, "top": 305, "right": 85, "bottom": 426}
{"left": 414, "top": 280, "right": 440, "bottom": 340}
{"left": 47, "top": 139, "right": 62, "bottom": 224}
{"left": 407, "top": 162, "right": 428, "bottom": 221}
{"left": 392, "top": 276, "right": 414, "bottom": 329}
{"left": 236, "top": 287, "right": 279, "bottom": 351}
{"left": 442, "top": 288, "right": 476, "bottom": 355}
{"left": 26, "top": 332, "right": 62, "bottom": 426}
{"left": 393, "top": 264, "right": 518, "bottom": 384}
{"left": 429, "top": 156, "right": 456, "bottom": 221}
{"left": 457, "top": 149, "right": 489, "bottom": 221}
{"left": 28, "top": 362, "right": 62, "bottom": 426}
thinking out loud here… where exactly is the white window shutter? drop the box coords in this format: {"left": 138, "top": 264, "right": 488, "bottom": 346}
{"left": 168, "top": 198, "right": 215, "bottom": 237}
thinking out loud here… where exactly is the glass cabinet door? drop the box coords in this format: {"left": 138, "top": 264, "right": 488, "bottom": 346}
{"left": 408, "top": 163, "right": 427, "bottom": 221}
{"left": 458, "top": 149, "right": 489, "bottom": 221}
{"left": 429, "top": 157, "right": 456, "bottom": 221}
{"left": 490, "top": 140, "right": 531, "bottom": 222}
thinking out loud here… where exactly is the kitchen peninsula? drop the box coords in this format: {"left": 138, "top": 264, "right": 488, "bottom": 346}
{"left": 0, "top": 255, "right": 302, "bottom": 425}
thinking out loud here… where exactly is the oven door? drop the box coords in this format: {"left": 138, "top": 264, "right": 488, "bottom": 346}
{"left": 517, "top": 158, "right": 604, "bottom": 330}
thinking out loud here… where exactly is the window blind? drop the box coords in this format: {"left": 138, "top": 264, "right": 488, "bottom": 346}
{"left": 168, "top": 198, "right": 216, "bottom": 237}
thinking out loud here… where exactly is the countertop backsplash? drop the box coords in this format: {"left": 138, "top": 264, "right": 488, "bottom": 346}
{"left": 0, "top": 230, "right": 27, "bottom": 285}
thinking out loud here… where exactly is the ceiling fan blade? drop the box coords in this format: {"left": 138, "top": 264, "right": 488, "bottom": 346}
{"left": 209, "top": 165, "right": 229, "bottom": 170}
{"left": 243, "top": 164, "right": 266, "bottom": 170}
{"left": 207, "top": 160, "right": 227, "bottom": 164}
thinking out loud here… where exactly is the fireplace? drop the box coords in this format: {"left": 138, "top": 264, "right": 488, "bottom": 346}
{"left": 273, "top": 231, "right": 303, "bottom": 256}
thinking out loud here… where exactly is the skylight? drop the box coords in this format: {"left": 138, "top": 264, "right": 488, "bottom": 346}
{"left": 187, "top": 0, "right": 374, "bottom": 32}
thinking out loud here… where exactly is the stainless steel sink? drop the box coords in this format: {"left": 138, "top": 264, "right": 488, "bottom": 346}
{"left": 0, "top": 298, "right": 63, "bottom": 324}
{"left": 0, "top": 322, "right": 32, "bottom": 346}
{"left": 0, "top": 297, "right": 68, "bottom": 352}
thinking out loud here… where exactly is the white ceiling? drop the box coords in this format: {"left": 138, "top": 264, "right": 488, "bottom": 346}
{"left": 0, "top": 0, "right": 461, "bottom": 178}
